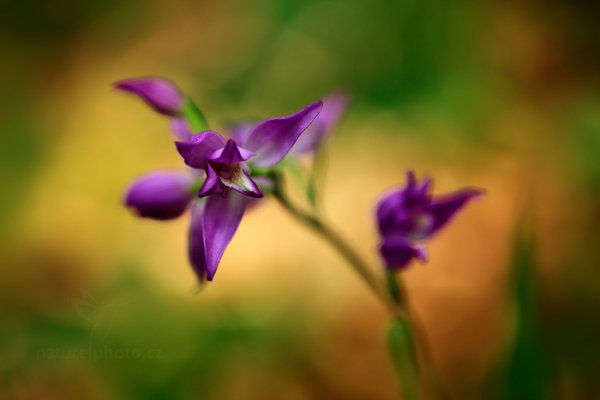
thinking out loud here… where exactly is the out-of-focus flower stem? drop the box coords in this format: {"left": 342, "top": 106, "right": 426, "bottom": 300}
{"left": 271, "top": 170, "right": 427, "bottom": 399}
{"left": 270, "top": 171, "right": 392, "bottom": 309}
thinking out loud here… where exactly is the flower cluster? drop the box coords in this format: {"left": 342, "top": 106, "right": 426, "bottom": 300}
{"left": 117, "top": 76, "right": 482, "bottom": 284}
{"left": 117, "top": 77, "right": 347, "bottom": 281}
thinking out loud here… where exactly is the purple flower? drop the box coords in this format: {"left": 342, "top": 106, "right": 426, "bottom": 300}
{"left": 124, "top": 101, "right": 323, "bottom": 282}
{"left": 114, "top": 77, "right": 184, "bottom": 116}
{"left": 177, "top": 101, "right": 322, "bottom": 280}
{"left": 376, "top": 171, "right": 483, "bottom": 270}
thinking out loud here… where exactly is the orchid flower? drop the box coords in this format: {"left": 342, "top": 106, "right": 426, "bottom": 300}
{"left": 376, "top": 171, "right": 483, "bottom": 270}
{"left": 121, "top": 82, "right": 323, "bottom": 282}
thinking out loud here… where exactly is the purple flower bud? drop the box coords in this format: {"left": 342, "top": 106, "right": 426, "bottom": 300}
{"left": 114, "top": 77, "right": 184, "bottom": 116}
{"left": 125, "top": 172, "right": 194, "bottom": 220}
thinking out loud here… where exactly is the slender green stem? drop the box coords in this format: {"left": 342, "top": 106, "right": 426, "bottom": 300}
{"left": 271, "top": 170, "right": 428, "bottom": 399}
{"left": 271, "top": 172, "right": 392, "bottom": 308}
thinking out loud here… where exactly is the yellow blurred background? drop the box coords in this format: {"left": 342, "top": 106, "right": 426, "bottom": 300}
{"left": 1, "top": 0, "right": 599, "bottom": 399}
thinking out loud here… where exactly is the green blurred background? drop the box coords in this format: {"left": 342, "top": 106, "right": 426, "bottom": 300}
{"left": 1, "top": 0, "right": 599, "bottom": 398}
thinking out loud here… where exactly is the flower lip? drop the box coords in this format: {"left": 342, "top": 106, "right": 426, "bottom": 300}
{"left": 114, "top": 77, "right": 184, "bottom": 116}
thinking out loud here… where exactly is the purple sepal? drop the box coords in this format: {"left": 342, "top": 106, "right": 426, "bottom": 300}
{"left": 427, "top": 188, "right": 484, "bottom": 236}
{"left": 243, "top": 101, "right": 323, "bottom": 167}
{"left": 125, "top": 171, "right": 193, "bottom": 220}
{"left": 292, "top": 91, "right": 349, "bottom": 154}
{"left": 114, "top": 77, "right": 184, "bottom": 116}
{"left": 188, "top": 191, "right": 248, "bottom": 281}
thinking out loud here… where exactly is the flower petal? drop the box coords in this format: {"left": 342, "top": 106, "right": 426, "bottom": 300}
{"left": 176, "top": 131, "right": 226, "bottom": 169}
{"left": 426, "top": 188, "right": 484, "bottom": 236}
{"left": 114, "top": 77, "right": 184, "bottom": 116}
{"left": 188, "top": 192, "right": 248, "bottom": 281}
{"left": 125, "top": 171, "right": 193, "bottom": 220}
{"left": 379, "top": 237, "right": 427, "bottom": 270}
{"left": 199, "top": 163, "right": 226, "bottom": 197}
{"left": 243, "top": 101, "right": 323, "bottom": 167}
{"left": 292, "top": 91, "right": 349, "bottom": 154}
{"left": 208, "top": 139, "right": 254, "bottom": 164}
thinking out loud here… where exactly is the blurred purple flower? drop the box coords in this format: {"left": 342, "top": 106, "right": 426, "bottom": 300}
{"left": 376, "top": 171, "right": 483, "bottom": 270}
{"left": 114, "top": 77, "right": 184, "bottom": 116}
{"left": 124, "top": 100, "right": 323, "bottom": 282}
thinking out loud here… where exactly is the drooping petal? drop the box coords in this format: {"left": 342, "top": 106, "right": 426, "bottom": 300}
{"left": 170, "top": 117, "right": 193, "bottom": 141}
{"left": 125, "top": 171, "right": 193, "bottom": 220}
{"left": 176, "top": 131, "right": 226, "bottom": 169}
{"left": 114, "top": 77, "right": 184, "bottom": 116}
{"left": 188, "top": 200, "right": 208, "bottom": 281}
{"left": 199, "top": 163, "right": 226, "bottom": 197}
{"left": 243, "top": 101, "right": 323, "bottom": 167}
{"left": 379, "top": 237, "right": 427, "bottom": 270}
{"left": 292, "top": 91, "right": 349, "bottom": 154}
{"left": 188, "top": 191, "right": 248, "bottom": 281}
{"left": 425, "top": 188, "right": 484, "bottom": 236}
{"left": 208, "top": 139, "right": 254, "bottom": 164}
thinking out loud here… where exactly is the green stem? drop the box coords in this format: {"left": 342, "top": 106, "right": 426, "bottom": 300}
{"left": 388, "top": 316, "right": 420, "bottom": 400}
{"left": 180, "top": 99, "right": 209, "bottom": 131}
{"left": 271, "top": 172, "right": 391, "bottom": 309}
{"left": 271, "top": 171, "right": 425, "bottom": 399}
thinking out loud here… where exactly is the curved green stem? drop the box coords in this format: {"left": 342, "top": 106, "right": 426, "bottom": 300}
{"left": 271, "top": 172, "right": 392, "bottom": 309}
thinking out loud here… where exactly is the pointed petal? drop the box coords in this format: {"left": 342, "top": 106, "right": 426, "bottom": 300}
{"left": 426, "top": 188, "right": 484, "bottom": 236}
{"left": 199, "top": 163, "right": 226, "bottom": 197}
{"left": 219, "top": 167, "right": 263, "bottom": 198}
{"left": 114, "top": 77, "right": 184, "bottom": 116}
{"left": 176, "top": 131, "right": 226, "bottom": 169}
{"left": 243, "top": 101, "right": 323, "bottom": 167}
{"left": 292, "top": 91, "right": 349, "bottom": 154}
{"left": 208, "top": 139, "right": 254, "bottom": 164}
{"left": 170, "top": 117, "right": 193, "bottom": 141}
{"left": 188, "top": 200, "right": 208, "bottom": 281}
{"left": 379, "top": 237, "right": 427, "bottom": 270}
{"left": 124, "top": 171, "right": 193, "bottom": 220}
{"left": 190, "top": 191, "right": 247, "bottom": 281}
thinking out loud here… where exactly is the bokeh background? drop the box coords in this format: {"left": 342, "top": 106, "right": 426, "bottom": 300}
{"left": 1, "top": 0, "right": 599, "bottom": 399}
